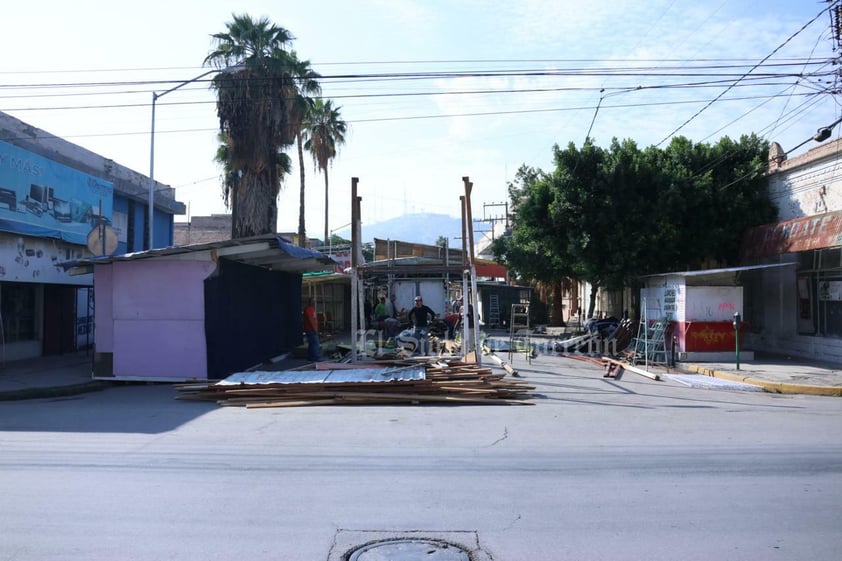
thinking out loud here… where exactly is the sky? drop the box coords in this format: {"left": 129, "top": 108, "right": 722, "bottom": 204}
{"left": 2, "top": 0, "right": 839, "bottom": 243}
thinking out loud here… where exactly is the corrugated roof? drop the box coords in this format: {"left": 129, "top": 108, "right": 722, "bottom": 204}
{"left": 641, "top": 263, "right": 795, "bottom": 278}
{"left": 642, "top": 263, "right": 796, "bottom": 285}
{"left": 216, "top": 365, "right": 426, "bottom": 385}
{"left": 64, "top": 234, "right": 334, "bottom": 275}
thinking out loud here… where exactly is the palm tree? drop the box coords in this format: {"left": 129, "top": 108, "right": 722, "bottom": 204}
{"left": 213, "top": 132, "right": 239, "bottom": 231}
{"left": 285, "top": 53, "right": 322, "bottom": 247}
{"left": 304, "top": 99, "right": 347, "bottom": 245}
{"left": 214, "top": 132, "right": 292, "bottom": 237}
{"left": 205, "top": 14, "right": 298, "bottom": 238}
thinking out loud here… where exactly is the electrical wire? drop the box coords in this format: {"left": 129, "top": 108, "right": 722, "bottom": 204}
{"left": 654, "top": 3, "right": 835, "bottom": 147}
{"left": 0, "top": 90, "right": 825, "bottom": 146}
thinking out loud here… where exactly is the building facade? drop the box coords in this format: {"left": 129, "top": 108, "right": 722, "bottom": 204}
{"left": 0, "top": 111, "right": 185, "bottom": 361}
{"left": 740, "top": 138, "right": 842, "bottom": 362}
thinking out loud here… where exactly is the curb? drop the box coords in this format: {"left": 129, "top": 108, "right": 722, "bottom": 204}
{"left": 0, "top": 381, "right": 111, "bottom": 401}
{"left": 685, "top": 365, "right": 842, "bottom": 397}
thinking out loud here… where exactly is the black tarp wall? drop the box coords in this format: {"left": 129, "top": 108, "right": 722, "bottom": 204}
{"left": 204, "top": 258, "right": 302, "bottom": 378}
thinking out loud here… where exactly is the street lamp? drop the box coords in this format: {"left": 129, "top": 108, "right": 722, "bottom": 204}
{"left": 147, "top": 65, "right": 243, "bottom": 250}
{"left": 775, "top": 116, "right": 842, "bottom": 163}
{"left": 328, "top": 222, "right": 352, "bottom": 255}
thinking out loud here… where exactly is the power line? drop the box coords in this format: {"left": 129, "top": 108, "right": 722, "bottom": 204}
{"left": 0, "top": 57, "right": 828, "bottom": 75}
{"left": 0, "top": 59, "right": 830, "bottom": 91}
{"left": 655, "top": 3, "right": 835, "bottom": 147}
{"left": 0, "top": 90, "right": 826, "bottom": 145}
{"left": 0, "top": 72, "right": 828, "bottom": 113}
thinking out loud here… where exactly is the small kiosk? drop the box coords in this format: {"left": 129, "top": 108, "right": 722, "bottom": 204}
{"left": 640, "top": 266, "right": 793, "bottom": 362}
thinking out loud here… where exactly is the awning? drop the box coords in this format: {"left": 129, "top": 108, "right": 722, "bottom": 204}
{"left": 641, "top": 263, "right": 796, "bottom": 285}
{"left": 741, "top": 211, "right": 842, "bottom": 260}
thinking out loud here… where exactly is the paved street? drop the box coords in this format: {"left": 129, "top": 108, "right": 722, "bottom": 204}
{"left": 1, "top": 354, "right": 841, "bottom": 561}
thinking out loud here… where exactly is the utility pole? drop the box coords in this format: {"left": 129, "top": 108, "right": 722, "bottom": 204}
{"left": 462, "top": 177, "right": 481, "bottom": 366}
{"left": 478, "top": 201, "right": 510, "bottom": 242}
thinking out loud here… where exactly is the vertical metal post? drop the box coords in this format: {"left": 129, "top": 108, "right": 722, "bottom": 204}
{"left": 148, "top": 92, "right": 158, "bottom": 250}
{"left": 643, "top": 297, "right": 649, "bottom": 372}
{"left": 460, "top": 195, "right": 469, "bottom": 357}
{"left": 355, "top": 194, "right": 365, "bottom": 356}
{"left": 99, "top": 200, "right": 105, "bottom": 256}
{"left": 350, "top": 178, "right": 359, "bottom": 362}
{"left": 733, "top": 312, "right": 741, "bottom": 370}
{"left": 147, "top": 65, "right": 242, "bottom": 251}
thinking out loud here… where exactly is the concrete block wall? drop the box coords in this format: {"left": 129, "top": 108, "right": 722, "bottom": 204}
{"left": 174, "top": 215, "right": 232, "bottom": 245}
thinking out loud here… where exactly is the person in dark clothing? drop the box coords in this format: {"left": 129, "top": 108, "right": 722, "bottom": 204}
{"left": 364, "top": 297, "right": 373, "bottom": 329}
{"left": 442, "top": 295, "right": 477, "bottom": 343}
{"left": 407, "top": 295, "right": 436, "bottom": 355}
{"left": 384, "top": 293, "right": 402, "bottom": 337}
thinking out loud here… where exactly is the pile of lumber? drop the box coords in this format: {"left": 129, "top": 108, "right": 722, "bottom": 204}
{"left": 174, "top": 359, "right": 535, "bottom": 408}
{"left": 553, "top": 318, "right": 636, "bottom": 354}
{"left": 608, "top": 318, "right": 636, "bottom": 352}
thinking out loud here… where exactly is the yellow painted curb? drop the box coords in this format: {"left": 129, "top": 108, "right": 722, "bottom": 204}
{"left": 684, "top": 365, "right": 842, "bottom": 397}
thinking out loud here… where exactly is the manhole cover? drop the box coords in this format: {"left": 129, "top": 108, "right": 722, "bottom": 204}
{"left": 346, "top": 538, "right": 472, "bottom": 560}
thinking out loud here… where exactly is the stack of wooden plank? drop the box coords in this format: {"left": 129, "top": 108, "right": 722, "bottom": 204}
{"left": 607, "top": 318, "right": 636, "bottom": 352}
{"left": 553, "top": 318, "right": 636, "bottom": 355}
{"left": 174, "top": 359, "right": 535, "bottom": 408}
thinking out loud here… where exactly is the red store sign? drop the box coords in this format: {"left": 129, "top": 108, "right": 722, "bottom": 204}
{"left": 741, "top": 211, "right": 842, "bottom": 259}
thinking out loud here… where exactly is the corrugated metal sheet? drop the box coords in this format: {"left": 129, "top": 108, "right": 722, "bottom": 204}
{"left": 63, "top": 233, "right": 334, "bottom": 275}
{"left": 216, "top": 365, "right": 426, "bottom": 386}
{"left": 642, "top": 263, "right": 795, "bottom": 277}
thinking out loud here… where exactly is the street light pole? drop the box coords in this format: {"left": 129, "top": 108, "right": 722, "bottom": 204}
{"left": 147, "top": 66, "right": 242, "bottom": 250}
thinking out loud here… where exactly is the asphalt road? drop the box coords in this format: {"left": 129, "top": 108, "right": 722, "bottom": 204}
{"left": 1, "top": 355, "right": 840, "bottom": 561}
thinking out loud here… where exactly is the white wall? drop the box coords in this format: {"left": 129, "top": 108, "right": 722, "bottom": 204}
{"left": 0, "top": 234, "right": 91, "bottom": 285}
{"left": 391, "top": 279, "right": 447, "bottom": 317}
{"left": 769, "top": 140, "right": 842, "bottom": 221}
{"left": 684, "top": 287, "right": 743, "bottom": 321}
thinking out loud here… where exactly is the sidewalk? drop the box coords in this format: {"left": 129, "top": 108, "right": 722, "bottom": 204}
{"left": 677, "top": 355, "right": 842, "bottom": 396}
{"left": 0, "top": 351, "right": 108, "bottom": 401}
{"left": 1, "top": 349, "right": 841, "bottom": 400}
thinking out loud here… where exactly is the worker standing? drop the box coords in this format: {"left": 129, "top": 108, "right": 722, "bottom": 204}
{"left": 407, "top": 295, "right": 436, "bottom": 355}
{"left": 302, "top": 297, "right": 321, "bottom": 362}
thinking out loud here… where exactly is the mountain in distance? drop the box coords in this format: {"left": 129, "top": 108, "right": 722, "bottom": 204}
{"left": 360, "top": 212, "right": 464, "bottom": 246}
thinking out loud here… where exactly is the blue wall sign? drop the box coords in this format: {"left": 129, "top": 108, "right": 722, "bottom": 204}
{"left": 0, "top": 140, "right": 113, "bottom": 246}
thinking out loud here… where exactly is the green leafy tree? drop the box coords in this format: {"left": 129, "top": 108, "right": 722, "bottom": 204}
{"left": 304, "top": 98, "right": 347, "bottom": 245}
{"left": 492, "top": 165, "right": 570, "bottom": 323}
{"left": 497, "top": 135, "right": 776, "bottom": 318}
{"left": 328, "top": 233, "right": 351, "bottom": 247}
{"left": 492, "top": 165, "right": 569, "bottom": 283}
{"left": 205, "top": 14, "right": 298, "bottom": 238}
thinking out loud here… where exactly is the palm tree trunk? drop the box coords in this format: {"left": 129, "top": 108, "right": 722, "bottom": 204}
{"left": 230, "top": 182, "right": 238, "bottom": 240}
{"left": 297, "top": 133, "right": 307, "bottom": 247}
{"left": 270, "top": 153, "right": 283, "bottom": 234}
{"left": 323, "top": 168, "right": 330, "bottom": 246}
{"left": 233, "top": 171, "right": 276, "bottom": 238}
